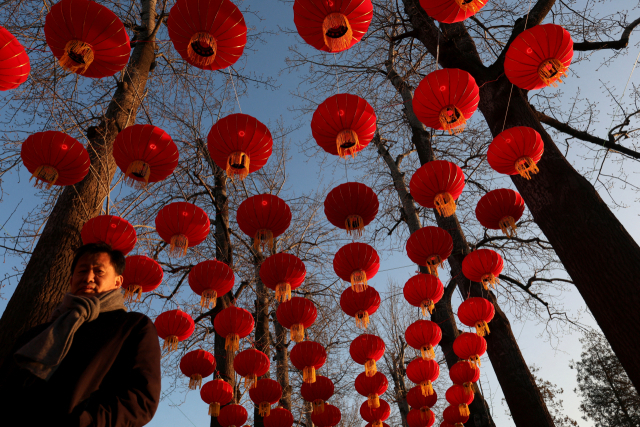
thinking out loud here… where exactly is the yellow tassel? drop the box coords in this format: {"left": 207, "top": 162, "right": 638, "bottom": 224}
{"left": 453, "top": 0, "right": 486, "bottom": 12}
{"left": 59, "top": 39, "right": 94, "bottom": 74}
{"left": 459, "top": 404, "right": 470, "bottom": 417}
{"left": 226, "top": 151, "right": 250, "bottom": 180}
{"left": 420, "top": 345, "right": 435, "bottom": 360}
{"left": 225, "top": 333, "right": 239, "bottom": 353}
{"left": 345, "top": 214, "right": 364, "bottom": 236}
{"left": 454, "top": 424, "right": 464, "bottom": 427}
{"left": 420, "top": 299, "right": 435, "bottom": 316}
{"left": 336, "top": 129, "right": 361, "bottom": 158}
{"left": 125, "top": 160, "right": 151, "bottom": 188}
{"left": 355, "top": 310, "right": 370, "bottom": 329}
{"left": 187, "top": 32, "right": 218, "bottom": 67}
{"left": 498, "top": 216, "right": 517, "bottom": 238}
{"left": 276, "top": 282, "right": 291, "bottom": 302}
{"left": 367, "top": 394, "right": 380, "bottom": 408}
{"left": 438, "top": 106, "right": 466, "bottom": 135}
{"left": 434, "top": 192, "right": 457, "bottom": 217}
{"left": 245, "top": 374, "right": 258, "bottom": 389}
{"left": 312, "top": 400, "right": 325, "bottom": 414}
{"left": 169, "top": 234, "right": 189, "bottom": 257}
{"left": 303, "top": 366, "right": 316, "bottom": 383}
{"left": 365, "top": 359, "right": 377, "bottom": 377}
{"left": 291, "top": 323, "right": 305, "bottom": 343}
{"left": 30, "top": 165, "right": 59, "bottom": 189}
{"left": 420, "top": 380, "right": 434, "bottom": 396}
{"left": 463, "top": 382, "right": 474, "bottom": 395}
{"left": 350, "top": 269, "right": 368, "bottom": 293}
{"left": 420, "top": 407, "right": 431, "bottom": 422}
{"left": 425, "top": 255, "right": 443, "bottom": 277}
{"left": 254, "top": 229, "right": 274, "bottom": 252}
{"left": 537, "top": 58, "right": 567, "bottom": 88}
{"left": 124, "top": 285, "right": 142, "bottom": 303}
{"left": 163, "top": 335, "right": 179, "bottom": 352}
{"left": 480, "top": 273, "right": 498, "bottom": 291}
{"left": 373, "top": 421, "right": 382, "bottom": 427}
{"left": 209, "top": 402, "right": 221, "bottom": 417}
{"left": 470, "top": 355, "right": 482, "bottom": 367}
{"left": 189, "top": 374, "right": 203, "bottom": 390}
{"left": 515, "top": 156, "right": 539, "bottom": 179}
{"left": 475, "top": 320, "right": 490, "bottom": 337}
{"left": 201, "top": 289, "right": 218, "bottom": 309}
{"left": 259, "top": 402, "right": 271, "bottom": 417}
{"left": 322, "top": 13, "right": 353, "bottom": 52}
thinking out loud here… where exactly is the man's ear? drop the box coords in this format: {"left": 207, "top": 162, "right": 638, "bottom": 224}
{"left": 114, "top": 274, "right": 124, "bottom": 289}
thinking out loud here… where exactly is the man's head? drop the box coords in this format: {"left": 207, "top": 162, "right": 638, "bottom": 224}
{"left": 70, "top": 243, "right": 126, "bottom": 297}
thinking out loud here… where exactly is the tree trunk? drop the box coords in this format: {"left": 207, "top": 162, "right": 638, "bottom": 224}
{"left": 253, "top": 253, "right": 270, "bottom": 427}
{"left": 384, "top": 345, "right": 410, "bottom": 427}
{"left": 273, "top": 311, "right": 292, "bottom": 410}
{"left": 0, "top": 0, "right": 159, "bottom": 365}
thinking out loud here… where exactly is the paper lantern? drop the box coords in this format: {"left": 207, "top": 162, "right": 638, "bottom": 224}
{"left": 453, "top": 332, "right": 486, "bottom": 367}
{"left": 155, "top": 202, "right": 210, "bottom": 257}
{"left": 311, "top": 93, "right": 377, "bottom": 158}
{"left": 505, "top": 24, "right": 574, "bottom": 90}
{"left": 180, "top": 349, "right": 216, "bottom": 389}
{"left": 260, "top": 253, "right": 306, "bottom": 302}
{"left": 276, "top": 297, "right": 317, "bottom": 342}
{"left": 290, "top": 340, "right": 327, "bottom": 383}
{"left": 44, "top": 0, "right": 130, "bottom": 77}
{"left": 410, "top": 160, "right": 465, "bottom": 217}
{"left": 122, "top": 255, "right": 163, "bottom": 302}
{"left": 155, "top": 309, "right": 195, "bottom": 351}
{"left": 218, "top": 404, "right": 248, "bottom": 427}
{"left": 200, "top": 379, "right": 233, "bottom": 416}
{"left": 406, "top": 358, "right": 440, "bottom": 396}
{"left": 233, "top": 348, "right": 270, "bottom": 389}
{"left": 403, "top": 274, "right": 445, "bottom": 315}
{"left": 360, "top": 398, "right": 391, "bottom": 427}
{"left": 419, "top": 0, "right": 488, "bottom": 23}
{"left": 406, "top": 385, "right": 438, "bottom": 413}
{"left": 449, "top": 360, "right": 480, "bottom": 395}
{"left": 340, "top": 286, "right": 381, "bottom": 329}
{"left": 475, "top": 189, "right": 525, "bottom": 238}
{"left": 81, "top": 215, "right": 137, "bottom": 255}
{"left": 333, "top": 242, "right": 380, "bottom": 292}
{"left": 213, "top": 306, "right": 254, "bottom": 352}
{"left": 487, "top": 126, "right": 544, "bottom": 180}
{"left": 350, "top": 334, "right": 385, "bottom": 377}
{"left": 264, "top": 407, "right": 294, "bottom": 427}
{"left": 311, "top": 404, "right": 341, "bottom": 427}
{"left": 442, "top": 405, "right": 469, "bottom": 427}
{"left": 189, "top": 260, "right": 234, "bottom": 308}
{"left": 406, "top": 227, "right": 453, "bottom": 276}
{"left": 249, "top": 378, "right": 282, "bottom": 417}
{"left": 405, "top": 320, "right": 442, "bottom": 360}
{"left": 167, "top": 0, "right": 247, "bottom": 70}
{"left": 236, "top": 194, "right": 291, "bottom": 252}
{"left": 355, "top": 372, "right": 388, "bottom": 408}
{"left": 21, "top": 131, "right": 90, "bottom": 189}
{"left": 0, "top": 26, "right": 30, "bottom": 90}
{"left": 458, "top": 297, "right": 495, "bottom": 336}
{"left": 413, "top": 69, "right": 479, "bottom": 134}
{"left": 301, "top": 375, "right": 335, "bottom": 414}
{"left": 407, "top": 408, "right": 435, "bottom": 427}
{"left": 446, "top": 384, "right": 474, "bottom": 417}
{"left": 324, "top": 182, "right": 379, "bottom": 236}
{"left": 461, "top": 249, "right": 503, "bottom": 290}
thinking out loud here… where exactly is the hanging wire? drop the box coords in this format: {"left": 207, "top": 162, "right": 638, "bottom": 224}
{"left": 228, "top": 68, "right": 242, "bottom": 113}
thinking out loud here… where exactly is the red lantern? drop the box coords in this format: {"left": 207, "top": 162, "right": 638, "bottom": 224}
{"left": 440, "top": 423, "right": 457, "bottom": 427}
{"left": 487, "top": 127, "right": 544, "bottom": 180}
{"left": 311, "top": 404, "right": 341, "bottom": 427}
{"left": 410, "top": 160, "right": 465, "bottom": 217}
{"left": 360, "top": 398, "right": 391, "bottom": 427}
{"left": 475, "top": 189, "right": 525, "bottom": 238}
{"left": 407, "top": 408, "right": 435, "bottom": 427}
{"left": 446, "top": 384, "right": 474, "bottom": 417}
{"left": 155, "top": 202, "right": 211, "bottom": 257}
{"left": 122, "top": 255, "right": 163, "bottom": 302}
{"left": 167, "top": 0, "right": 247, "bottom": 70}
{"left": 213, "top": 306, "right": 254, "bottom": 352}
{"left": 442, "top": 405, "right": 469, "bottom": 427}
{"left": 366, "top": 423, "right": 390, "bottom": 427}
{"left": 237, "top": 194, "right": 292, "bottom": 252}
{"left": 405, "top": 320, "right": 442, "bottom": 360}
{"left": 81, "top": 215, "right": 137, "bottom": 255}
{"left": 200, "top": 379, "right": 233, "bottom": 416}
{"left": 449, "top": 360, "right": 480, "bottom": 395}
{"left": 301, "top": 375, "right": 335, "bottom": 415}
{"left": 350, "top": 334, "right": 385, "bottom": 377}
{"left": 218, "top": 404, "right": 248, "bottom": 427}
{"left": 406, "top": 358, "right": 440, "bottom": 396}
{"left": 406, "top": 227, "right": 453, "bottom": 276}
{"left": 333, "top": 242, "right": 380, "bottom": 292}
{"left": 44, "top": 0, "right": 130, "bottom": 77}
{"left": 276, "top": 297, "right": 318, "bottom": 342}
{"left": 324, "top": 182, "right": 379, "bottom": 236}
{"left": 419, "top": 0, "right": 488, "bottom": 24}
{"left": 264, "top": 407, "right": 294, "bottom": 427}
{"left": 233, "top": 348, "right": 270, "bottom": 389}
{"left": 453, "top": 332, "right": 486, "bottom": 367}
{"left": 340, "top": 286, "right": 381, "bottom": 329}
{"left": 21, "top": 131, "right": 90, "bottom": 189}
{"left": 249, "top": 378, "right": 282, "bottom": 417}
{"left": 311, "top": 93, "right": 377, "bottom": 158}
{"left": 413, "top": 69, "right": 479, "bottom": 134}
{"left": 180, "top": 349, "right": 216, "bottom": 390}
{"left": 260, "top": 253, "right": 306, "bottom": 302}
{"left": 0, "top": 26, "right": 30, "bottom": 90}
{"left": 293, "top": 0, "right": 373, "bottom": 52}
{"left": 113, "top": 125, "right": 179, "bottom": 188}
{"left": 290, "top": 340, "right": 327, "bottom": 384}
{"left": 461, "top": 249, "right": 503, "bottom": 291}
{"left": 458, "top": 297, "right": 495, "bottom": 337}
{"left": 155, "top": 309, "right": 195, "bottom": 351}
{"left": 207, "top": 113, "right": 273, "bottom": 180}
{"left": 403, "top": 274, "right": 445, "bottom": 316}
{"left": 406, "top": 385, "right": 438, "bottom": 412}
{"left": 355, "top": 372, "right": 388, "bottom": 408}
{"left": 505, "top": 24, "right": 574, "bottom": 90}
{"left": 189, "top": 260, "right": 234, "bottom": 308}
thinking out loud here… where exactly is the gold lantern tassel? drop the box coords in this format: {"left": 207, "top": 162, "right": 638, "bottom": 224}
{"left": 355, "top": 310, "right": 370, "bottom": 329}
{"left": 480, "top": 273, "right": 498, "bottom": 291}
{"left": 303, "top": 366, "right": 316, "bottom": 383}
{"left": 201, "top": 289, "right": 218, "bottom": 309}
{"left": 498, "top": 216, "right": 517, "bottom": 238}
{"left": 434, "top": 192, "right": 457, "bottom": 217}
{"left": 454, "top": 423, "right": 464, "bottom": 427}
{"left": 420, "top": 299, "right": 435, "bottom": 316}
{"left": 367, "top": 393, "right": 380, "bottom": 408}
{"left": 125, "top": 160, "right": 151, "bottom": 188}
{"left": 453, "top": 0, "right": 487, "bottom": 13}
{"left": 420, "top": 345, "right": 435, "bottom": 360}
{"left": 187, "top": 32, "right": 218, "bottom": 67}
{"left": 312, "top": 400, "right": 325, "bottom": 414}
{"left": 30, "top": 165, "right": 59, "bottom": 189}
{"left": 291, "top": 323, "right": 305, "bottom": 343}
{"left": 425, "top": 255, "right": 443, "bottom": 277}
{"left": 225, "top": 333, "right": 240, "bottom": 353}
{"left": 169, "top": 234, "right": 189, "bottom": 257}
{"left": 458, "top": 403, "right": 470, "bottom": 417}
{"left": 373, "top": 421, "right": 382, "bottom": 427}
{"left": 59, "top": 40, "right": 95, "bottom": 74}
{"left": 245, "top": 374, "right": 258, "bottom": 389}
{"left": 276, "top": 282, "right": 291, "bottom": 302}
{"left": 475, "top": 320, "right": 490, "bottom": 337}
{"left": 124, "top": 285, "right": 142, "bottom": 303}
{"left": 365, "top": 358, "right": 377, "bottom": 377}
{"left": 258, "top": 402, "right": 271, "bottom": 417}
{"left": 226, "top": 151, "right": 250, "bottom": 180}
{"left": 350, "top": 269, "right": 368, "bottom": 293}
{"left": 345, "top": 214, "right": 364, "bottom": 236}
{"left": 420, "top": 407, "right": 431, "bottom": 422}
{"left": 322, "top": 13, "right": 353, "bottom": 52}
{"left": 463, "top": 381, "right": 474, "bottom": 395}
{"left": 470, "top": 355, "right": 482, "bottom": 367}
{"left": 254, "top": 229, "right": 274, "bottom": 252}
{"left": 209, "top": 402, "right": 221, "bottom": 417}
{"left": 420, "top": 380, "right": 434, "bottom": 396}
{"left": 515, "top": 156, "right": 539, "bottom": 179}
{"left": 538, "top": 58, "right": 568, "bottom": 87}
{"left": 189, "top": 374, "right": 203, "bottom": 390}
{"left": 163, "top": 335, "right": 179, "bottom": 352}
{"left": 336, "top": 129, "right": 361, "bottom": 158}
{"left": 438, "top": 106, "right": 467, "bottom": 135}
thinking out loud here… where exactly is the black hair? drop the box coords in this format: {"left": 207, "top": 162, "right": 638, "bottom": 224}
{"left": 71, "top": 243, "right": 126, "bottom": 275}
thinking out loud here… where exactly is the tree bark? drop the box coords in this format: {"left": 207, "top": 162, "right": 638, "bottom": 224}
{"left": 384, "top": 342, "right": 410, "bottom": 427}
{"left": 273, "top": 311, "right": 292, "bottom": 410}
{"left": 253, "top": 254, "right": 270, "bottom": 427}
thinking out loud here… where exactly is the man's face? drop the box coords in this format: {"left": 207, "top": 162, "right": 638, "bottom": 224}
{"left": 70, "top": 252, "right": 123, "bottom": 297}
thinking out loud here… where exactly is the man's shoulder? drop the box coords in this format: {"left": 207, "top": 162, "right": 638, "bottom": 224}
{"left": 105, "top": 310, "right": 156, "bottom": 330}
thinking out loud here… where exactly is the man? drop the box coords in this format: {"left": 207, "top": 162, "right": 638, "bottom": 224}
{"left": 0, "top": 243, "right": 162, "bottom": 426}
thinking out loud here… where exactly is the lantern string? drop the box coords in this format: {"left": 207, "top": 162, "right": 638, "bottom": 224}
{"left": 228, "top": 67, "right": 243, "bottom": 113}
{"left": 333, "top": 53, "right": 340, "bottom": 92}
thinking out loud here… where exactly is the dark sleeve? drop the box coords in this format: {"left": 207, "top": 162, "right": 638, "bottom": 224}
{"left": 69, "top": 315, "right": 162, "bottom": 427}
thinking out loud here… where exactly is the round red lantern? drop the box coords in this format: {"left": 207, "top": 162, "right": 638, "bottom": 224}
{"left": 403, "top": 274, "right": 445, "bottom": 316}
{"left": 350, "top": 334, "right": 385, "bottom": 377}
{"left": 475, "top": 188, "right": 525, "bottom": 238}
{"left": 419, "top": 0, "right": 488, "bottom": 24}
{"left": 333, "top": 242, "right": 380, "bottom": 292}
{"left": 440, "top": 423, "right": 457, "bottom": 427}
{"left": 505, "top": 24, "right": 574, "bottom": 90}
{"left": 443, "top": 405, "right": 469, "bottom": 427}
{"left": 461, "top": 249, "right": 503, "bottom": 291}
{"left": 207, "top": 113, "right": 273, "bottom": 180}
{"left": 155, "top": 202, "right": 211, "bottom": 257}
{"left": 189, "top": 260, "right": 234, "bottom": 308}
{"left": 213, "top": 306, "right": 254, "bottom": 352}
{"left": 122, "top": 255, "right": 163, "bottom": 302}
{"left": 249, "top": 378, "right": 282, "bottom": 417}
{"left": 406, "top": 358, "right": 440, "bottom": 396}
{"left": 113, "top": 125, "right": 179, "bottom": 188}
{"left": 413, "top": 69, "right": 480, "bottom": 134}
{"left": 290, "top": 340, "right": 327, "bottom": 383}
{"left": 406, "top": 385, "right": 438, "bottom": 412}
{"left": 458, "top": 297, "right": 495, "bottom": 337}
{"left": 311, "top": 93, "right": 377, "bottom": 158}
{"left": 446, "top": 384, "right": 474, "bottom": 417}
{"left": 301, "top": 375, "right": 334, "bottom": 414}
{"left": 260, "top": 252, "right": 306, "bottom": 302}
{"left": 360, "top": 398, "right": 391, "bottom": 427}
{"left": 218, "top": 404, "right": 248, "bottom": 427}
{"left": 405, "top": 320, "right": 442, "bottom": 360}
{"left": 237, "top": 194, "right": 291, "bottom": 252}
{"left": 324, "top": 182, "right": 379, "bottom": 236}
{"left": 180, "top": 349, "right": 216, "bottom": 389}
{"left": 167, "top": 0, "right": 247, "bottom": 70}
{"left": 293, "top": 0, "right": 373, "bottom": 52}
{"left": 453, "top": 332, "right": 487, "bottom": 367}
{"left": 449, "top": 360, "right": 480, "bottom": 394}
{"left": 487, "top": 126, "right": 544, "bottom": 180}
{"left": 0, "top": 26, "right": 30, "bottom": 90}
{"left": 200, "top": 379, "right": 233, "bottom": 416}
{"left": 264, "top": 407, "right": 294, "bottom": 427}
{"left": 81, "top": 215, "right": 137, "bottom": 255}
{"left": 44, "top": 0, "right": 130, "bottom": 77}
{"left": 340, "top": 286, "right": 381, "bottom": 329}
{"left": 355, "top": 371, "right": 388, "bottom": 408}
{"left": 410, "top": 160, "right": 465, "bottom": 217}
{"left": 406, "top": 227, "right": 453, "bottom": 276}
{"left": 311, "top": 403, "right": 341, "bottom": 427}
{"left": 155, "top": 309, "right": 195, "bottom": 351}
{"left": 233, "top": 348, "right": 270, "bottom": 389}
{"left": 21, "top": 131, "right": 90, "bottom": 189}
{"left": 276, "top": 297, "right": 318, "bottom": 342}
{"left": 407, "top": 408, "right": 435, "bottom": 427}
